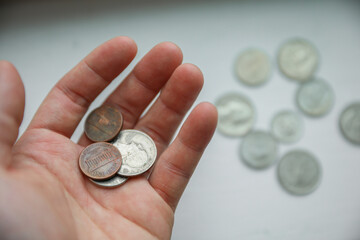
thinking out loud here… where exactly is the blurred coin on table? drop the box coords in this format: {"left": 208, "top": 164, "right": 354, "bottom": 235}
{"left": 240, "top": 130, "right": 278, "bottom": 169}
{"left": 271, "top": 110, "right": 304, "bottom": 144}
{"left": 296, "top": 79, "right": 335, "bottom": 117}
{"left": 278, "top": 38, "right": 319, "bottom": 82}
{"left": 79, "top": 142, "right": 122, "bottom": 180}
{"left": 215, "top": 92, "right": 255, "bottom": 137}
{"left": 277, "top": 149, "right": 321, "bottom": 195}
{"left": 112, "top": 130, "right": 157, "bottom": 177}
{"left": 90, "top": 174, "right": 128, "bottom": 188}
{"left": 339, "top": 102, "right": 360, "bottom": 145}
{"left": 85, "top": 104, "right": 123, "bottom": 142}
{"left": 235, "top": 48, "right": 271, "bottom": 86}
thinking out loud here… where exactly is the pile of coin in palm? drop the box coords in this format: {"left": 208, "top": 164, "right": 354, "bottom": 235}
{"left": 78, "top": 105, "right": 157, "bottom": 187}
{"left": 216, "top": 38, "right": 360, "bottom": 196}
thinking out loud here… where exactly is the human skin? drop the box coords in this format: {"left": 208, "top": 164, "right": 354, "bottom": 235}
{"left": 0, "top": 37, "right": 217, "bottom": 240}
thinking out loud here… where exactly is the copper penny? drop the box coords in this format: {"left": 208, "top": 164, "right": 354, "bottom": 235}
{"left": 85, "top": 105, "right": 123, "bottom": 142}
{"left": 79, "top": 142, "right": 122, "bottom": 180}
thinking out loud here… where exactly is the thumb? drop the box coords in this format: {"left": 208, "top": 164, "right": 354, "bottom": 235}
{"left": 0, "top": 61, "right": 25, "bottom": 166}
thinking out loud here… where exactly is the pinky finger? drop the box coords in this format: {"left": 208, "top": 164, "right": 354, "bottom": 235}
{"left": 148, "top": 102, "right": 217, "bottom": 211}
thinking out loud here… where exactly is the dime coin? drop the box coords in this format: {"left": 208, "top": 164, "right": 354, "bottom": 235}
{"left": 235, "top": 49, "right": 271, "bottom": 86}
{"left": 215, "top": 92, "right": 255, "bottom": 137}
{"left": 79, "top": 142, "right": 122, "bottom": 180}
{"left": 277, "top": 150, "right": 321, "bottom": 195}
{"left": 278, "top": 38, "right": 319, "bottom": 82}
{"left": 296, "top": 79, "right": 335, "bottom": 117}
{"left": 271, "top": 110, "right": 303, "bottom": 144}
{"left": 339, "top": 102, "right": 360, "bottom": 145}
{"left": 89, "top": 174, "right": 128, "bottom": 188}
{"left": 85, "top": 104, "right": 123, "bottom": 142}
{"left": 112, "top": 130, "right": 157, "bottom": 176}
{"left": 240, "top": 130, "right": 278, "bottom": 169}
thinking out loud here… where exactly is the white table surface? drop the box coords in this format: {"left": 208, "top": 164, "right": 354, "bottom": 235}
{"left": 1, "top": 0, "right": 360, "bottom": 239}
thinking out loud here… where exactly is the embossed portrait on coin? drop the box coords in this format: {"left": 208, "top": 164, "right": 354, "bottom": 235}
{"left": 302, "top": 83, "right": 329, "bottom": 108}
{"left": 277, "top": 116, "right": 297, "bottom": 136}
{"left": 219, "top": 101, "right": 252, "bottom": 124}
{"left": 346, "top": 109, "right": 360, "bottom": 137}
{"left": 283, "top": 157, "right": 317, "bottom": 187}
{"left": 119, "top": 141, "right": 148, "bottom": 168}
{"left": 246, "top": 135, "right": 275, "bottom": 162}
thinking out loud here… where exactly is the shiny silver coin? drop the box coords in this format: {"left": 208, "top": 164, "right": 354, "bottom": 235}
{"left": 215, "top": 92, "right": 255, "bottom": 137}
{"left": 339, "top": 102, "right": 360, "bottom": 145}
{"left": 89, "top": 174, "right": 128, "bottom": 188}
{"left": 271, "top": 110, "right": 303, "bottom": 144}
{"left": 296, "top": 79, "right": 335, "bottom": 117}
{"left": 240, "top": 130, "right": 278, "bottom": 169}
{"left": 278, "top": 38, "right": 319, "bottom": 82}
{"left": 112, "top": 130, "right": 157, "bottom": 176}
{"left": 277, "top": 150, "right": 321, "bottom": 195}
{"left": 235, "top": 49, "right": 271, "bottom": 86}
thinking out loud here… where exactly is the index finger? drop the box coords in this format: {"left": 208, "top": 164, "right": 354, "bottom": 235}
{"left": 27, "top": 36, "right": 137, "bottom": 138}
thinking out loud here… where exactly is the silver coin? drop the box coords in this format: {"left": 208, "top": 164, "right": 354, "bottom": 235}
{"left": 277, "top": 150, "right": 321, "bottom": 195}
{"left": 278, "top": 38, "right": 319, "bottom": 82}
{"left": 235, "top": 49, "right": 271, "bottom": 86}
{"left": 240, "top": 130, "right": 278, "bottom": 169}
{"left": 215, "top": 92, "right": 255, "bottom": 137}
{"left": 296, "top": 79, "right": 335, "bottom": 117}
{"left": 339, "top": 102, "right": 360, "bottom": 145}
{"left": 89, "top": 174, "right": 128, "bottom": 188}
{"left": 271, "top": 110, "right": 303, "bottom": 144}
{"left": 112, "top": 129, "right": 157, "bottom": 176}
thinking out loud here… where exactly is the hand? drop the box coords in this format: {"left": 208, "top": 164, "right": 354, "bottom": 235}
{"left": 0, "top": 37, "right": 217, "bottom": 240}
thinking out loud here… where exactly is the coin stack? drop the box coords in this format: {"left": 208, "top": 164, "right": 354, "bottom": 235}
{"left": 78, "top": 105, "right": 157, "bottom": 188}
{"left": 215, "top": 37, "right": 360, "bottom": 196}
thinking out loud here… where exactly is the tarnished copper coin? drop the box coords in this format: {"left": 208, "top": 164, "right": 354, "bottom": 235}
{"left": 79, "top": 142, "right": 122, "bottom": 180}
{"left": 85, "top": 105, "right": 123, "bottom": 142}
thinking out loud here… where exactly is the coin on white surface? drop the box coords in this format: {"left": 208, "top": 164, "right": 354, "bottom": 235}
{"left": 339, "top": 102, "right": 360, "bottom": 145}
{"left": 215, "top": 92, "right": 255, "bottom": 137}
{"left": 112, "top": 130, "right": 157, "bottom": 176}
{"left": 240, "top": 130, "right": 278, "bottom": 169}
{"left": 235, "top": 49, "right": 271, "bottom": 86}
{"left": 296, "top": 79, "right": 335, "bottom": 117}
{"left": 277, "top": 150, "right": 321, "bottom": 195}
{"left": 271, "top": 110, "right": 304, "bottom": 143}
{"left": 90, "top": 174, "right": 128, "bottom": 188}
{"left": 278, "top": 38, "right": 319, "bottom": 82}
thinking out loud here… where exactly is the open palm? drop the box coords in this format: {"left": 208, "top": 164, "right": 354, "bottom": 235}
{"left": 0, "top": 37, "right": 217, "bottom": 240}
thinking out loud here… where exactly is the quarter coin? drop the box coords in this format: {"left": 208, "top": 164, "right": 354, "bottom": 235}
{"left": 89, "top": 174, "right": 128, "bottom": 188}
{"left": 339, "top": 102, "right": 360, "bottom": 145}
{"left": 278, "top": 38, "right": 319, "bottom": 82}
{"left": 240, "top": 130, "right": 278, "bottom": 169}
{"left": 79, "top": 142, "right": 122, "bottom": 180}
{"left": 271, "top": 110, "right": 303, "bottom": 144}
{"left": 235, "top": 49, "right": 271, "bottom": 86}
{"left": 215, "top": 92, "right": 255, "bottom": 137}
{"left": 85, "top": 104, "right": 123, "bottom": 142}
{"left": 277, "top": 150, "right": 321, "bottom": 195}
{"left": 112, "top": 130, "right": 157, "bottom": 176}
{"left": 296, "top": 79, "right": 335, "bottom": 117}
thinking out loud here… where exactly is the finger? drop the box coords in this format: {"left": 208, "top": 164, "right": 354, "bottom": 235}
{"left": 0, "top": 61, "right": 25, "bottom": 165}
{"left": 28, "top": 36, "right": 137, "bottom": 138}
{"left": 135, "top": 63, "right": 204, "bottom": 155}
{"left": 78, "top": 42, "right": 183, "bottom": 146}
{"left": 149, "top": 102, "right": 217, "bottom": 211}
